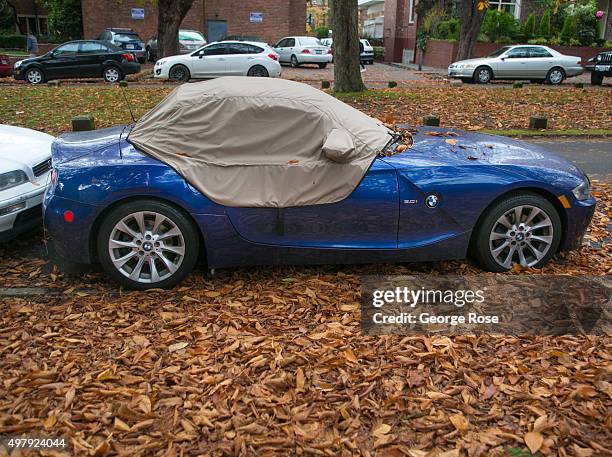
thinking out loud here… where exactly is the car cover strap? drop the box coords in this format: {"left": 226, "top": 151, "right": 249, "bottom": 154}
{"left": 276, "top": 208, "right": 285, "bottom": 236}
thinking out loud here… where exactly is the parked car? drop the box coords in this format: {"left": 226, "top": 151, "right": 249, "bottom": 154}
{"left": 221, "top": 35, "right": 267, "bottom": 45}
{"left": 0, "top": 124, "right": 53, "bottom": 242}
{"left": 448, "top": 45, "right": 583, "bottom": 85}
{"left": 320, "top": 38, "right": 332, "bottom": 47}
{"left": 145, "top": 29, "right": 207, "bottom": 62}
{"left": 44, "top": 77, "right": 595, "bottom": 290}
{"left": 584, "top": 50, "right": 612, "bottom": 85}
{"left": 0, "top": 55, "right": 12, "bottom": 77}
{"left": 13, "top": 40, "right": 140, "bottom": 84}
{"left": 154, "top": 41, "right": 281, "bottom": 80}
{"left": 273, "top": 36, "right": 332, "bottom": 68}
{"left": 98, "top": 28, "right": 147, "bottom": 63}
{"left": 360, "top": 39, "right": 374, "bottom": 65}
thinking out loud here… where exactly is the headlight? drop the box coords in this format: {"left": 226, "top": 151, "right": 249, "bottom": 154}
{"left": 460, "top": 64, "right": 475, "bottom": 69}
{"left": 572, "top": 178, "right": 591, "bottom": 201}
{"left": 14, "top": 60, "right": 22, "bottom": 68}
{"left": 156, "top": 59, "right": 165, "bottom": 66}
{"left": 0, "top": 170, "right": 28, "bottom": 191}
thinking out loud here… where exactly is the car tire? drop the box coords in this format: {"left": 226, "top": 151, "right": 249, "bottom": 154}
{"left": 591, "top": 72, "right": 604, "bottom": 86}
{"left": 25, "top": 67, "right": 45, "bottom": 84}
{"left": 290, "top": 55, "right": 300, "bottom": 68}
{"left": 318, "top": 63, "right": 327, "bottom": 69}
{"left": 103, "top": 66, "right": 122, "bottom": 83}
{"left": 474, "top": 66, "right": 492, "bottom": 84}
{"left": 247, "top": 65, "right": 269, "bottom": 77}
{"left": 368, "top": 60, "right": 374, "bottom": 65}
{"left": 169, "top": 64, "right": 190, "bottom": 82}
{"left": 471, "top": 193, "right": 561, "bottom": 272}
{"left": 545, "top": 67, "right": 565, "bottom": 85}
{"left": 97, "top": 199, "right": 200, "bottom": 290}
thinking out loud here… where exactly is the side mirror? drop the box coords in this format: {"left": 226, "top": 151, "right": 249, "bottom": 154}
{"left": 322, "top": 129, "right": 355, "bottom": 163}
{"left": 501, "top": 57, "right": 506, "bottom": 61}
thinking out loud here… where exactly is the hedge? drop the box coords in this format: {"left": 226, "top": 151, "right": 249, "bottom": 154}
{"left": 0, "top": 34, "right": 26, "bottom": 49}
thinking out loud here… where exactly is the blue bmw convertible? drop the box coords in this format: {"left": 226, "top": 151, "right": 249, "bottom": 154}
{"left": 43, "top": 78, "right": 595, "bottom": 290}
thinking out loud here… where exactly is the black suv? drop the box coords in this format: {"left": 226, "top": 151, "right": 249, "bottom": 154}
{"left": 13, "top": 40, "right": 140, "bottom": 84}
{"left": 585, "top": 50, "right": 612, "bottom": 85}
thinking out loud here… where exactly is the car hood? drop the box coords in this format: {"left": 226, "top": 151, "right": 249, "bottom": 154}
{"left": 450, "top": 57, "right": 492, "bottom": 67}
{"left": 0, "top": 124, "right": 54, "bottom": 173}
{"left": 52, "top": 125, "right": 126, "bottom": 164}
{"left": 400, "top": 126, "right": 583, "bottom": 177}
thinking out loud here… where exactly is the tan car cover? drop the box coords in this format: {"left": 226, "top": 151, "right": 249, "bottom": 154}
{"left": 127, "top": 76, "right": 392, "bottom": 207}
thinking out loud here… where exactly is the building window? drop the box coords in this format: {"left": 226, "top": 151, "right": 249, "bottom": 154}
{"left": 408, "top": 0, "right": 415, "bottom": 23}
{"left": 17, "top": 15, "right": 50, "bottom": 36}
{"left": 488, "top": 0, "right": 521, "bottom": 19}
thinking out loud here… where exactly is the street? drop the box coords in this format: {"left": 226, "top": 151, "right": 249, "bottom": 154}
{"left": 530, "top": 139, "right": 612, "bottom": 181}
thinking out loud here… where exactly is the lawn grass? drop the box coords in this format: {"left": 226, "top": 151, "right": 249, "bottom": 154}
{"left": 0, "top": 48, "right": 28, "bottom": 56}
{"left": 481, "top": 128, "right": 612, "bottom": 137}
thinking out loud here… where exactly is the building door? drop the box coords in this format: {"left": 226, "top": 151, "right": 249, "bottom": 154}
{"left": 207, "top": 20, "right": 227, "bottom": 43}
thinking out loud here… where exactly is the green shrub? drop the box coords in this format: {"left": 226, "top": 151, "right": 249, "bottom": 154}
{"left": 527, "top": 37, "right": 549, "bottom": 45}
{"left": 560, "top": 15, "right": 574, "bottom": 44}
{"left": 373, "top": 46, "right": 385, "bottom": 59}
{"left": 524, "top": 13, "right": 536, "bottom": 38}
{"left": 539, "top": 10, "right": 552, "bottom": 38}
{"left": 388, "top": 81, "right": 398, "bottom": 88}
{"left": 477, "top": 33, "right": 491, "bottom": 43}
{"left": 495, "top": 36, "right": 514, "bottom": 44}
{"left": 434, "top": 19, "right": 460, "bottom": 40}
{"left": 481, "top": 10, "right": 520, "bottom": 43}
{"left": 0, "top": 34, "right": 26, "bottom": 49}
{"left": 314, "top": 26, "right": 329, "bottom": 39}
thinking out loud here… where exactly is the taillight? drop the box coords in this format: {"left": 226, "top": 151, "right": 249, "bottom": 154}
{"left": 301, "top": 49, "right": 311, "bottom": 54}
{"left": 50, "top": 168, "right": 57, "bottom": 186}
{"left": 327, "top": 49, "right": 333, "bottom": 54}
{"left": 267, "top": 53, "right": 278, "bottom": 61}
{"left": 122, "top": 53, "right": 135, "bottom": 62}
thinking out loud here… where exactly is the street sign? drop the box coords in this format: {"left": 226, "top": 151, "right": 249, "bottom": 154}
{"left": 131, "top": 8, "right": 145, "bottom": 20}
{"left": 250, "top": 12, "right": 263, "bottom": 23}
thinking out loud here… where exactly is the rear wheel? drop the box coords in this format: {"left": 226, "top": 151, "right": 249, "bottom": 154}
{"left": 591, "top": 72, "right": 604, "bottom": 86}
{"left": 103, "top": 66, "right": 122, "bottom": 83}
{"left": 247, "top": 65, "right": 269, "bottom": 77}
{"left": 472, "top": 193, "right": 561, "bottom": 272}
{"left": 546, "top": 67, "right": 565, "bottom": 85}
{"left": 25, "top": 67, "right": 45, "bottom": 84}
{"left": 474, "top": 66, "right": 492, "bottom": 84}
{"left": 97, "top": 200, "right": 199, "bottom": 290}
{"left": 169, "top": 64, "right": 190, "bottom": 82}
{"left": 290, "top": 55, "right": 299, "bottom": 68}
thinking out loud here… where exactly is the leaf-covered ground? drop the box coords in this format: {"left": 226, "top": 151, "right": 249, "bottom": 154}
{"left": 0, "top": 85, "right": 611, "bottom": 136}
{"left": 0, "top": 182, "right": 609, "bottom": 456}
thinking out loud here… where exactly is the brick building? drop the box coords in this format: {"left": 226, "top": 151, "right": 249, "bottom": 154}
{"left": 80, "top": 0, "right": 306, "bottom": 44}
{"left": 10, "top": 0, "right": 49, "bottom": 35}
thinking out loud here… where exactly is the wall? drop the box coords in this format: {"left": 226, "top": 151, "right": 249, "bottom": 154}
{"left": 81, "top": 0, "right": 204, "bottom": 41}
{"left": 384, "top": 0, "right": 418, "bottom": 63}
{"left": 422, "top": 39, "right": 612, "bottom": 68}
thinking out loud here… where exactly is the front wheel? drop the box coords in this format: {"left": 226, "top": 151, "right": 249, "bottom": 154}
{"left": 169, "top": 64, "right": 190, "bottom": 82}
{"left": 247, "top": 65, "right": 269, "bottom": 77}
{"left": 25, "top": 67, "right": 45, "bottom": 84}
{"left": 474, "top": 66, "right": 492, "bottom": 84}
{"left": 546, "top": 67, "right": 565, "bottom": 85}
{"left": 471, "top": 193, "right": 561, "bottom": 272}
{"left": 290, "top": 55, "right": 299, "bottom": 68}
{"left": 103, "top": 66, "right": 122, "bottom": 83}
{"left": 97, "top": 200, "right": 200, "bottom": 290}
{"left": 591, "top": 72, "right": 604, "bottom": 86}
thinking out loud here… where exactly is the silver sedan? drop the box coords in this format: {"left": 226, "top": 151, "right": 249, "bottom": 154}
{"left": 448, "top": 45, "right": 583, "bottom": 85}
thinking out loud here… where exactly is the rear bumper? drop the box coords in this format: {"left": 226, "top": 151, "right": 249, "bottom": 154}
{"left": 298, "top": 54, "right": 333, "bottom": 64}
{"left": 121, "top": 61, "right": 141, "bottom": 75}
{"left": 565, "top": 66, "right": 584, "bottom": 77}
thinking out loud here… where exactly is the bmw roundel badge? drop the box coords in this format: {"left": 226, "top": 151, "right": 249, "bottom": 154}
{"left": 425, "top": 194, "right": 439, "bottom": 208}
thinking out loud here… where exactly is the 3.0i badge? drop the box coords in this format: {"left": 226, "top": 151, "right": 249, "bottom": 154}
{"left": 425, "top": 194, "right": 439, "bottom": 208}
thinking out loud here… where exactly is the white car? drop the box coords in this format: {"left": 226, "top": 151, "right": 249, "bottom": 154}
{"left": 0, "top": 125, "right": 53, "bottom": 242}
{"left": 315, "top": 38, "right": 374, "bottom": 64}
{"left": 154, "top": 41, "right": 281, "bottom": 81}
{"left": 273, "top": 36, "right": 332, "bottom": 68}
{"left": 448, "top": 45, "right": 583, "bottom": 85}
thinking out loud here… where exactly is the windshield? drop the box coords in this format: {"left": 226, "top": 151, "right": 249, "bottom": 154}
{"left": 488, "top": 46, "right": 511, "bottom": 57}
{"left": 179, "top": 30, "right": 205, "bottom": 41}
{"left": 299, "top": 37, "right": 323, "bottom": 46}
{"left": 115, "top": 33, "right": 141, "bottom": 42}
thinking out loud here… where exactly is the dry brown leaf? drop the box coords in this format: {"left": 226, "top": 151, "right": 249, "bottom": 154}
{"left": 449, "top": 412, "right": 469, "bottom": 431}
{"left": 524, "top": 431, "right": 544, "bottom": 454}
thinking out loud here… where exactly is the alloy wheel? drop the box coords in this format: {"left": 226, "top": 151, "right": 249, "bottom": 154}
{"left": 108, "top": 211, "right": 186, "bottom": 284}
{"left": 488, "top": 205, "right": 554, "bottom": 268}
{"left": 27, "top": 69, "right": 43, "bottom": 84}
{"left": 248, "top": 66, "right": 268, "bottom": 77}
{"left": 104, "top": 67, "right": 120, "bottom": 83}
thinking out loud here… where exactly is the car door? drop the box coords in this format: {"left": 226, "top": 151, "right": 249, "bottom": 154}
{"left": 76, "top": 41, "right": 105, "bottom": 77}
{"left": 496, "top": 47, "right": 530, "bottom": 78}
{"left": 44, "top": 42, "right": 79, "bottom": 78}
{"left": 526, "top": 46, "right": 555, "bottom": 78}
{"left": 226, "top": 43, "right": 261, "bottom": 75}
{"left": 191, "top": 43, "right": 228, "bottom": 77}
{"left": 224, "top": 158, "right": 399, "bottom": 248}
{"left": 273, "top": 38, "right": 287, "bottom": 62}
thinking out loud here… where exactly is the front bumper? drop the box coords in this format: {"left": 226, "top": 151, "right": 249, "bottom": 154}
{"left": 561, "top": 197, "right": 596, "bottom": 251}
{"left": 448, "top": 67, "right": 475, "bottom": 78}
{"left": 12, "top": 66, "right": 25, "bottom": 80}
{"left": 584, "top": 63, "right": 612, "bottom": 75}
{"left": 0, "top": 185, "right": 46, "bottom": 242}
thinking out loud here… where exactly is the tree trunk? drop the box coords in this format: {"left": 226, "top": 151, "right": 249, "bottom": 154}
{"left": 331, "top": 0, "right": 365, "bottom": 93}
{"left": 456, "top": 0, "right": 486, "bottom": 61}
{"left": 157, "top": 0, "right": 194, "bottom": 58}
